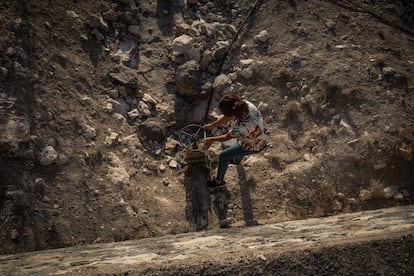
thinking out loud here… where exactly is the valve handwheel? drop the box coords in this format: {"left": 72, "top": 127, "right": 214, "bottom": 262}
{"left": 179, "top": 124, "right": 206, "bottom": 147}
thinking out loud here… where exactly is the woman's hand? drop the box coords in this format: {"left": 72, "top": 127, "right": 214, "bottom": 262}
{"left": 203, "top": 137, "right": 214, "bottom": 150}
{"left": 202, "top": 132, "right": 233, "bottom": 150}
{"left": 203, "top": 115, "right": 234, "bottom": 132}
{"left": 203, "top": 123, "right": 215, "bottom": 132}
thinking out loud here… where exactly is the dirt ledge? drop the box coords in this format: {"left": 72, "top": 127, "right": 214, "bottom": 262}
{"left": 0, "top": 205, "right": 413, "bottom": 275}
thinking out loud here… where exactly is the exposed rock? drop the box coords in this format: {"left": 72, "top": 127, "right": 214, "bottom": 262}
{"left": 87, "top": 14, "right": 109, "bottom": 32}
{"left": 172, "top": 35, "right": 200, "bottom": 64}
{"left": 398, "top": 143, "right": 413, "bottom": 161}
{"left": 383, "top": 185, "right": 399, "bottom": 199}
{"left": 127, "top": 109, "right": 140, "bottom": 120}
{"left": 142, "top": 93, "right": 157, "bottom": 107}
{"left": 244, "top": 156, "right": 268, "bottom": 167}
{"left": 105, "top": 132, "right": 120, "bottom": 147}
{"left": 42, "top": 195, "right": 51, "bottom": 202}
{"left": 0, "top": 116, "right": 31, "bottom": 145}
{"left": 240, "top": 67, "right": 254, "bottom": 79}
{"left": 240, "top": 59, "right": 254, "bottom": 68}
{"left": 303, "top": 93, "right": 318, "bottom": 115}
{"left": 106, "top": 153, "right": 130, "bottom": 187}
{"left": 212, "top": 44, "right": 227, "bottom": 61}
{"left": 169, "top": 159, "right": 179, "bottom": 169}
{"left": 138, "top": 118, "right": 167, "bottom": 143}
{"left": 109, "top": 66, "right": 145, "bottom": 97}
{"left": 10, "top": 229, "right": 18, "bottom": 240}
{"left": 107, "top": 166, "right": 130, "bottom": 187}
{"left": 347, "top": 198, "right": 357, "bottom": 204}
{"left": 212, "top": 74, "right": 232, "bottom": 94}
{"left": 83, "top": 125, "right": 97, "bottom": 140}
{"left": 30, "top": 178, "right": 47, "bottom": 195}
{"left": 128, "top": 25, "right": 140, "bottom": 35}
{"left": 333, "top": 200, "right": 343, "bottom": 211}
{"left": 66, "top": 10, "right": 79, "bottom": 19}
{"left": 39, "top": 146, "right": 58, "bottom": 166}
{"left": 382, "top": 66, "right": 395, "bottom": 76}
{"left": 137, "top": 101, "right": 151, "bottom": 118}
{"left": 162, "top": 178, "right": 169, "bottom": 186}
{"left": 165, "top": 138, "right": 179, "bottom": 156}
{"left": 109, "top": 98, "right": 129, "bottom": 115}
{"left": 175, "top": 60, "right": 201, "bottom": 96}
{"left": 255, "top": 30, "right": 269, "bottom": 43}
{"left": 200, "top": 50, "right": 213, "bottom": 70}
{"left": 359, "top": 189, "right": 372, "bottom": 201}
{"left": 91, "top": 28, "right": 105, "bottom": 41}
{"left": 325, "top": 19, "right": 336, "bottom": 31}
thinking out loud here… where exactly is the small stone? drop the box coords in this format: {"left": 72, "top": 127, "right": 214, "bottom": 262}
{"left": 383, "top": 185, "right": 399, "bottom": 199}
{"left": 333, "top": 200, "right": 343, "bottom": 211}
{"left": 359, "top": 189, "right": 372, "bottom": 201}
{"left": 66, "top": 10, "right": 80, "bottom": 19}
{"left": 127, "top": 108, "right": 140, "bottom": 120}
{"left": 240, "top": 59, "right": 254, "bottom": 68}
{"left": 42, "top": 195, "right": 51, "bottom": 202}
{"left": 87, "top": 14, "right": 109, "bottom": 32}
{"left": 347, "top": 198, "right": 357, "bottom": 204}
{"left": 382, "top": 66, "right": 395, "bottom": 76}
{"left": 39, "top": 146, "right": 58, "bottom": 166}
{"left": 128, "top": 25, "right": 140, "bottom": 35}
{"left": 84, "top": 125, "right": 97, "bottom": 139}
{"left": 10, "top": 229, "right": 19, "bottom": 240}
{"left": 303, "top": 153, "right": 312, "bottom": 161}
{"left": 325, "top": 19, "right": 336, "bottom": 31}
{"left": 255, "top": 30, "right": 269, "bottom": 43}
{"left": 241, "top": 67, "right": 254, "bottom": 79}
{"left": 0, "top": 67, "right": 7, "bottom": 76}
{"left": 169, "top": 160, "right": 178, "bottom": 169}
{"left": 336, "top": 192, "right": 345, "bottom": 199}
{"left": 31, "top": 178, "right": 47, "bottom": 195}
{"left": 105, "top": 132, "right": 119, "bottom": 147}
{"left": 162, "top": 178, "right": 170, "bottom": 187}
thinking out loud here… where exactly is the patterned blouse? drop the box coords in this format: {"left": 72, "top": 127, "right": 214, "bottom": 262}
{"left": 230, "top": 101, "right": 270, "bottom": 152}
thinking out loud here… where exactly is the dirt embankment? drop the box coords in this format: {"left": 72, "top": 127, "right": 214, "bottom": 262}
{"left": 0, "top": 0, "right": 413, "bottom": 258}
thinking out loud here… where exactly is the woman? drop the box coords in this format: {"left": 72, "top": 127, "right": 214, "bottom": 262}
{"left": 203, "top": 94, "right": 269, "bottom": 188}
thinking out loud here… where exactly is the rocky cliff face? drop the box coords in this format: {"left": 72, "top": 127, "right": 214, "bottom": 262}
{"left": 0, "top": 0, "right": 413, "bottom": 255}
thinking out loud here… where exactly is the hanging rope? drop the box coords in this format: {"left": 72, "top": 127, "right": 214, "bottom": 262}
{"left": 339, "top": 0, "right": 414, "bottom": 37}
{"left": 203, "top": 0, "right": 263, "bottom": 123}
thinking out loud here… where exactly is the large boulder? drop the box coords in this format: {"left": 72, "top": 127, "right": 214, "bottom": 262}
{"left": 212, "top": 74, "right": 232, "bottom": 94}
{"left": 175, "top": 60, "right": 201, "bottom": 96}
{"left": 172, "top": 35, "right": 200, "bottom": 64}
{"left": 109, "top": 66, "right": 145, "bottom": 98}
{"left": 138, "top": 118, "right": 167, "bottom": 144}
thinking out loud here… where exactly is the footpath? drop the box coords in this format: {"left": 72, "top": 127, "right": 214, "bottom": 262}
{"left": 0, "top": 205, "right": 413, "bottom": 275}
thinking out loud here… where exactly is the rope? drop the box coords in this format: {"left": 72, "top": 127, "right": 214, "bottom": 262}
{"left": 340, "top": 0, "right": 414, "bottom": 37}
{"left": 203, "top": 0, "right": 263, "bottom": 123}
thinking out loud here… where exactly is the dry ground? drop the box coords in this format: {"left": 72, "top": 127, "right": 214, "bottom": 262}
{"left": 0, "top": 1, "right": 413, "bottom": 272}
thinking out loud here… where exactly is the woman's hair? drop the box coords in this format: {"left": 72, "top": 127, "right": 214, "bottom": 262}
{"left": 218, "top": 94, "right": 249, "bottom": 121}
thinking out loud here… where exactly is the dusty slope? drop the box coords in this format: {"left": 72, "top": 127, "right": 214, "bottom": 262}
{"left": 0, "top": 0, "right": 413, "bottom": 256}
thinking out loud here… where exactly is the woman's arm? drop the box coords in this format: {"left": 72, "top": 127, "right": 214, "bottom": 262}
{"left": 203, "top": 115, "right": 234, "bottom": 132}
{"left": 203, "top": 132, "right": 233, "bottom": 150}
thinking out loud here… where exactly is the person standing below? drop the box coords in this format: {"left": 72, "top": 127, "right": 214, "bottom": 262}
{"left": 203, "top": 94, "right": 269, "bottom": 188}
